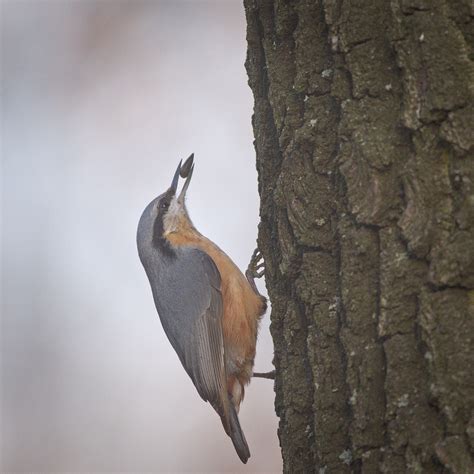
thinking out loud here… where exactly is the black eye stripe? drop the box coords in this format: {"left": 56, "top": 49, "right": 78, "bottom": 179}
{"left": 157, "top": 189, "right": 174, "bottom": 212}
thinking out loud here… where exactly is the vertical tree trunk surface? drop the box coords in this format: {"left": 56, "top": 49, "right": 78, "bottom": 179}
{"left": 244, "top": 1, "right": 473, "bottom": 472}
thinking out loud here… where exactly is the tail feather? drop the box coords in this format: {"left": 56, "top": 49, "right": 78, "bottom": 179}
{"left": 228, "top": 402, "right": 250, "bottom": 463}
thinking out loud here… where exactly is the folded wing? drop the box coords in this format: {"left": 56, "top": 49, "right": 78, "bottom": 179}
{"left": 147, "top": 247, "right": 229, "bottom": 428}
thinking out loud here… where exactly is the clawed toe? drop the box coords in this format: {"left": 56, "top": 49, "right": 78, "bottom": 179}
{"left": 246, "top": 247, "right": 266, "bottom": 295}
{"left": 248, "top": 248, "right": 265, "bottom": 277}
{"left": 255, "top": 269, "right": 265, "bottom": 278}
{"left": 253, "top": 370, "right": 275, "bottom": 380}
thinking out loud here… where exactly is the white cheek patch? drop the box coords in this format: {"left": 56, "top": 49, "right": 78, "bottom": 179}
{"left": 163, "top": 196, "right": 183, "bottom": 234}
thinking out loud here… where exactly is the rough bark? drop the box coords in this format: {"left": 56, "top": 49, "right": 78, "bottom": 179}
{"left": 244, "top": 1, "right": 473, "bottom": 472}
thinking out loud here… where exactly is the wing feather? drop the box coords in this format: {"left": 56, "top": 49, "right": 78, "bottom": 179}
{"left": 144, "top": 246, "right": 229, "bottom": 425}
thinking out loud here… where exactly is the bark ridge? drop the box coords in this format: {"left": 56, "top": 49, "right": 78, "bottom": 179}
{"left": 244, "top": 1, "right": 474, "bottom": 472}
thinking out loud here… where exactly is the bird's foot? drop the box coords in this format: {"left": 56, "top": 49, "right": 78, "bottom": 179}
{"left": 246, "top": 248, "right": 265, "bottom": 295}
{"left": 253, "top": 370, "right": 276, "bottom": 380}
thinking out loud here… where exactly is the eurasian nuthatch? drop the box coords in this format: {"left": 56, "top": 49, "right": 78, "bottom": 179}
{"left": 137, "top": 154, "right": 267, "bottom": 463}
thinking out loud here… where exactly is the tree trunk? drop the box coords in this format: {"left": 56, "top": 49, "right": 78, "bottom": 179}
{"left": 244, "top": 1, "right": 473, "bottom": 472}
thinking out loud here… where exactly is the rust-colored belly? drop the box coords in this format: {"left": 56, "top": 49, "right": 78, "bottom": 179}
{"left": 166, "top": 229, "right": 266, "bottom": 404}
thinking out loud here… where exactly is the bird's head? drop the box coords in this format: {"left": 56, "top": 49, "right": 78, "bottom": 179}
{"left": 137, "top": 154, "right": 195, "bottom": 257}
{"left": 159, "top": 153, "right": 195, "bottom": 236}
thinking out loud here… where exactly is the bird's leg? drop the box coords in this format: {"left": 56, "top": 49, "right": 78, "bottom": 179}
{"left": 248, "top": 249, "right": 273, "bottom": 381}
{"left": 246, "top": 248, "right": 265, "bottom": 296}
{"left": 253, "top": 370, "right": 276, "bottom": 380}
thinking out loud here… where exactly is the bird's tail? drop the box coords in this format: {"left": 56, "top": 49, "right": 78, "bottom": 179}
{"left": 227, "top": 401, "right": 250, "bottom": 463}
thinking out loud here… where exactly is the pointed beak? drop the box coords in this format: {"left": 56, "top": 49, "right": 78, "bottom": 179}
{"left": 178, "top": 154, "right": 194, "bottom": 204}
{"left": 169, "top": 153, "right": 194, "bottom": 200}
{"left": 170, "top": 159, "right": 182, "bottom": 194}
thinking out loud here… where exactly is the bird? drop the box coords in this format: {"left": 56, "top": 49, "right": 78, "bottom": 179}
{"left": 136, "top": 154, "right": 267, "bottom": 463}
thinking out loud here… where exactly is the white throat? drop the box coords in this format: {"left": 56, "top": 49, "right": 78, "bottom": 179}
{"left": 163, "top": 196, "right": 186, "bottom": 234}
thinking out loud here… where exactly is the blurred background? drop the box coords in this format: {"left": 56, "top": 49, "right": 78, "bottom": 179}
{"left": 1, "top": 1, "right": 280, "bottom": 472}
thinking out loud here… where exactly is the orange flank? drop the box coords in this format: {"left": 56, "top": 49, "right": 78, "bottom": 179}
{"left": 165, "top": 219, "right": 265, "bottom": 409}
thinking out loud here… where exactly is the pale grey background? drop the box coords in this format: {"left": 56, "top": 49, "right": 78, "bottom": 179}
{"left": 1, "top": 1, "right": 281, "bottom": 472}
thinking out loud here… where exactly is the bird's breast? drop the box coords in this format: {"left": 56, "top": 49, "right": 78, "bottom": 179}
{"left": 166, "top": 230, "right": 264, "bottom": 381}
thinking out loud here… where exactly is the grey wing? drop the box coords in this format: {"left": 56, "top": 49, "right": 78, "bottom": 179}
{"left": 149, "top": 247, "right": 228, "bottom": 420}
